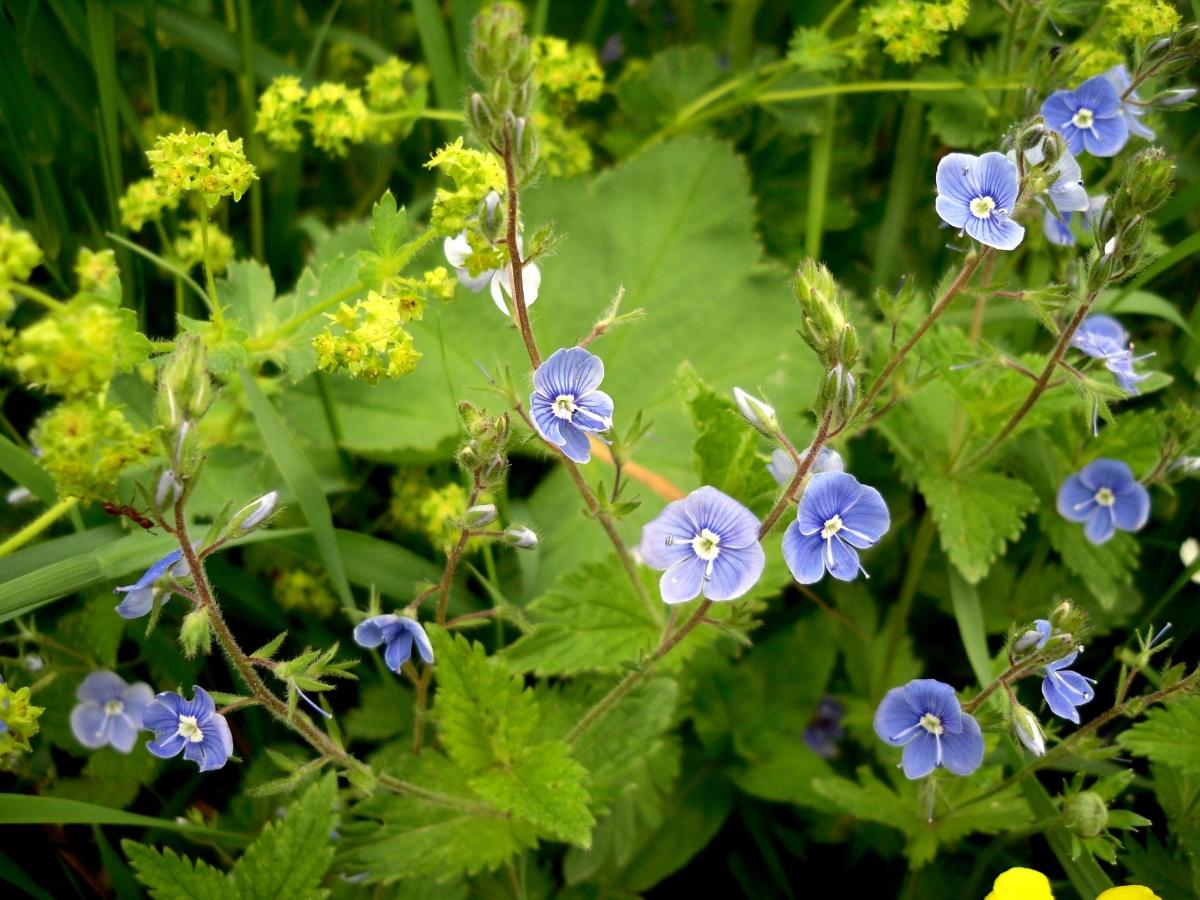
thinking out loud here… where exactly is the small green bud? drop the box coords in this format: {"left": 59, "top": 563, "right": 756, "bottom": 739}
{"left": 180, "top": 606, "right": 213, "bottom": 659}
{"left": 793, "top": 259, "right": 854, "bottom": 367}
{"left": 1011, "top": 705, "right": 1045, "bottom": 756}
{"left": 229, "top": 491, "right": 279, "bottom": 532}
{"left": 1113, "top": 148, "right": 1175, "bottom": 221}
{"left": 503, "top": 525, "right": 538, "bottom": 549}
{"left": 732, "top": 387, "right": 778, "bottom": 435}
{"left": 1063, "top": 790, "right": 1108, "bottom": 838}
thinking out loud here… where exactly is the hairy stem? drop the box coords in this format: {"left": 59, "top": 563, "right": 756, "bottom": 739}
{"left": 758, "top": 408, "right": 835, "bottom": 536}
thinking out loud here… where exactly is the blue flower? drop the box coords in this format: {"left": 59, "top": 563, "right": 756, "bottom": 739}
{"left": 529, "top": 347, "right": 614, "bottom": 464}
{"left": 1101, "top": 65, "right": 1156, "bottom": 141}
{"left": 144, "top": 686, "right": 233, "bottom": 772}
{"left": 1041, "top": 75, "right": 1129, "bottom": 157}
{"left": 1042, "top": 649, "right": 1096, "bottom": 723}
{"left": 639, "top": 486, "right": 765, "bottom": 604}
{"left": 354, "top": 614, "right": 435, "bottom": 672}
{"left": 803, "top": 696, "right": 845, "bottom": 759}
{"left": 1043, "top": 208, "right": 1075, "bottom": 246}
{"left": 873, "top": 679, "right": 985, "bottom": 779}
{"left": 1057, "top": 458, "right": 1151, "bottom": 545}
{"left": 113, "top": 549, "right": 189, "bottom": 619}
{"left": 1013, "top": 144, "right": 1089, "bottom": 214}
{"left": 766, "top": 445, "right": 843, "bottom": 487}
{"left": 1015, "top": 618, "right": 1053, "bottom": 653}
{"left": 69, "top": 670, "right": 154, "bottom": 753}
{"left": 935, "top": 151, "right": 1025, "bottom": 251}
{"left": 1070, "top": 314, "right": 1153, "bottom": 395}
{"left": 782, "top": 472, "right": 890, "bottom": 584}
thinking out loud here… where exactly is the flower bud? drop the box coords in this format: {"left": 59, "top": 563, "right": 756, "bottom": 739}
{"left": 465, "top": 503, "right": 497, "bottom": 527}
{"left": 1012, "top": 705, "right": 1045, "bottom": 756}
{"left": 231, "top": 490, "right": 279, "bottom": 532}
{"left": 1015, "top": 119, "right": 1046, "bottom": 152}
{"left": 155, "top": 469, "right": 182, "bottom": 512}
{"left": 503, "top": 525, "right": 538, "bottom": 549}
{"left": 793, "top": 259, "right": 851, "bottom": 366}
{"left": 180, "top": 606, "right": 213, "bottom": 659}
{"left": 1063, "top": 790, "right": 1108, "bottom": 838}
{"left": 1152, "top": 87, "right": 1196, "bottom": 107}
{"left": 1113, "top": 148, "right": 1175, "bottom": 222}
{"left": 732, "top": 387, "right": 778, "bottom": 435}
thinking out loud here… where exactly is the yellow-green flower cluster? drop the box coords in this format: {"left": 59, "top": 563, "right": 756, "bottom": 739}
{"left": 424, "top": 138, "right": 507, "bottom": 235}
{"left": 365, "top": 57, "right": 431, "bottom": 141}
{"left": 273, "top": 567, "right": 339, "bottom": 617}
{"left": 1106, "top": 0, "right": 1182, "bottom": 43}
{"left": 118, "top": 178, "right": 177, "bottom": 232}
{"left": 860, "top": 0, "right": 969, "bottom": 63}
{"left": 0, "top": 682, "right": 43, "bottom": 769}
{"left": 75, "top": 248, "right": 120, "bottom": 298}
{"left": 533, "top": 109, "right": 594, "bottom": 179}
{"left": 305, "top": 82, "right": 371, "bottom": 156}
{"left": 313, "top": 290, "right": 422, "bottom": 383}
{"left": 0, "top": 220, "right": 43, "bottom": 317}
{"left": 420, "top": 481, "right": 469, "bottom": 546}
{"left": 388, "top": 468, "right": 478, "bottom": 546}
{"left": 1073, "top": 42, "right": 1129, "bottom": 78}
{"left": 31, "top": 400, "right": 154, "bottom": 501}
{"left": 174, "top": 219, "right": 234, "bottom": 273}
{"left": 533, "top": 37, "right": 604, "bottom": 108}
{"left": 145, "top": 129, "right": 257, "bottom": 209}
{"left": 256, "top": 75, "right": 308, "bottom": 151}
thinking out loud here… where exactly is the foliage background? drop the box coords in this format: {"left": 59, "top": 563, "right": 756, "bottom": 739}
{"left": 0, "top": 0, "right": 1198, "bottom": 898}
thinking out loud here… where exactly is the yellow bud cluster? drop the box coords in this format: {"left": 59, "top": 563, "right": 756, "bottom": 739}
{"left": 1106, "top": 0, "right": 1182, "bottom": 43}
{"left": 533, "top": 37, "right": 604, "bottom": 109}
{"left": 419, "top": 481, "right": 469, "bottom": 546}
{"left": 255, "top": 75, "right": 308, "bottom": 151}
{"left": 118, "top": 178, "right": 177, "bottom": 232}
{"left": 0, "top": 220, "right": 42, "bottom": 317}
{"left": 424, "top": 138, "right": 507, "bottom": 235}
{"left": 533, "top": 109, "right": 594, "bottom": 179}
{"left": 305, "top": 82, "right": 371, "bottom": 156}
{"left": 75, "top": 248, "right": 120, "bottom": 298}
{"left": 313, "top": 289, "right": 422, "bottom": 383}
{"left": 365, "top": 57, "right": 431, "bottom": 141}
{"left": 173, "top": 219, "right": 234, "bottom": 273}
{"left": 861, "top": 0, "right": 970, "bottom": 63}
{"left": 0, "top": 683, "right": 43, "bottom": 769}
{"left": 273, "top": 567, "right": 340, "bottom": 617}
{"left": 31, "top": 400, "right": 154, "bottom": 501}
{"left": 145, "top": 129, "right": 258, "bottom": 209}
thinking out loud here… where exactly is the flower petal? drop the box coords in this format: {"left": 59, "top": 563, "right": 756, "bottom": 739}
{"left": 873, "top": 686, "right": 920, "bottom": 746}
{"left": 107, "top": 714, "right": 140, "bottom": 753}
{"left": 824, "top": 537, "right": 863, "bottom": 582}
{"left": 1056, "top": 473, "right": 1096, "bottom": 523}
{"left": 782, "top": 522, "right": 827, "bottom": 585}
{"left": 354, "top": 615, "right": 395, "bottom": 649}
{"left": 639, "top": 499, "right": 699, "bottom": 570}
{"left": 901, "top": 732, "right": 939, "bottom": 779}
{"left": 1082, "top": 115, "right": 1129, "bottom": 157}
{"left": 686, "top": 486, "right": 760, "bottom": 550}
{"left": 558, "top": 424, "right": 592, "bottom": 463}
{"left": 935, "top": 153, "right": 980, "bottom": 206}
{"left": 535, "top": 347, "right": 606, "bottom": 398}
{"left": 940, "top": 713, "right": 985, "bottom": 775}
{"left": 659, "top": 555, "right": 707, "bottom": 605}
{"left": 1085, "top": 508, "right": 1117, "bottom": 544}
{"left": 70, "top": 702, "right": 110, "bottom": 749}
{"left": 142, "top": 694, "right": 184, "bottom": 736}
{"left": 704, "top": 543, "right": 765, "bottom": 602}
{"left": 1112, "top": 481, "right": 1151, "bottom": 532}
{"left": 146, "top": 733, "right": 185, "bottom": 759}
{"left": 115, "top": 587, "right": 156, "bottom": 620}
{"left": 975, "top": 151, "right": 1020, "bottom": 212}
{"left": 964, "top": 213, "right": 1025, "bottom": 251}
{"left": 840, "top": 483, "right": 890, "bottom": 548}
{"left": 75, "top": 670, "right": 128, "bottom": 704}
{"left": 1078, "top": 457, "right": 1135, "bottom": 491}
{"left": 904, "top": 679, "right": 964, "bottom": 734}
{"left": 122, "top": 683, "right": 156, "bottom": 730}
{"left": 384, "top": 631, "right": 414, "bottom": 672}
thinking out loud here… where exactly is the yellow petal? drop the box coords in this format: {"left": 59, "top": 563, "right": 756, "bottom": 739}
{"left": 986, "top": 867, "right": 1054, "bottom": 900}
{"left": 1096, "top": 888, "right": 1161, "bottom": 900}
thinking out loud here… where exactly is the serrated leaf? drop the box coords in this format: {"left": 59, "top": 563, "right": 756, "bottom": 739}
{"left": 500, "top": 559, "right": 662, "bottom": 677}
{"left": 251, "top": 631, "right": 288, "bottom": 661}
{"left": 919, "top": 470, "right": 1038, "bottom": 583}
{"left": 231, "top": 773, "right": 337, "bottom": 899}
{"left": 1042, "top": 510, "right": 1139, "bottom": 609}
{"left": 368, "top": 190, "right": 407, "bottom": 258}
{"left": 122, "top": 842, "right": 231, "bottom": 900}
{"left": 1118, "top": 697, "right": 1200, "bottom": 775}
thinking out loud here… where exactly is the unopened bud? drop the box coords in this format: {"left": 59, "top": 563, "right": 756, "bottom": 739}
{"left": 465, "top": 503, "right": 497, "bottom": 527}
{"left": 1063, "top": 791, "right": 1108, "bottom": 838}
{"left": 231, "top": 490, "right": 279, "bottom": 532}
{"left": 503, "top": 525, "right": 538, "bottom": 549}
{"left": 180, "top": 607, "right": 213, "bottom": 659}
{"left": 1154, "top": 87, "right": 1196, "bottom": 107}
{"left": 732, "top": 387, "right": 778, "bottom": 434}
{"left": 1012, "top": 705, "right": 1045, "bottom": 756}
{"left": 155, "top": 470, "right": 182, "bottom": 511}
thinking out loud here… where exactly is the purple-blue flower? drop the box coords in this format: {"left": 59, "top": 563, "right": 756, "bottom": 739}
{"left": 873, "top": 679, "right": 984, "bottom": 779}
{"left": 353, "top": 614, "right": 434, "bottom": 672}
{"left": 935, "top": 152, "right": 1025, "bottom": 251}
{"left": 1041, "top": 75, "right": 1129, "bottom": 157}
{"left": 1057, "top": 458, "right": 1151, "bottom": 545}
{"left": 1043, "top": 208, "right": 1075, "bottom": 246}
{"left": 1042, "top": 649, "right": 1096, "bottom": 724}
{"left": 1015, "top": 618, "right": 1053, "bottom": 653}
{"left": 782, "top": 472, "right": 890, "bottom": 584}
{"left": 113, "top": 549, "right": 188, "bottom": 619}
{"left": 69, "top": 671, "right": 154, "bottom": 753}
{"left": 639, "top": 486, "right": 765, "bottom": 604}
{"left": 1071, "top": 314, "right": 1153, "bottom": 395}
{"left": 766, "top": 445, "right": 844, "bottom": 487}
{"left": 803, "top": 696, "right": 845, "bottom": 759}
{"left": 144, "top": 686, "right": 233, "bottom": 772}
{"left": 529, "top": 347, "right": 614, "bottom": 464}
{"left": 1101, "top": 65, "right": 1156, "bottom": 141}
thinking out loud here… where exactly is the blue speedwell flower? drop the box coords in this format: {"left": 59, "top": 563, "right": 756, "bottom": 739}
{"left": 766, "top": 445, "right": 844, "bottom": 487}
{"left": 144, "top": 686, "right": 233, "bottom": 772}
{"left": 1057, "top": 458, "right": 1151, "bottom": 545}
{"left": 529, "top": 347, "right": 614, "bottom": 464}
{"left": 354, "top": 614, "right": 434, "bottom": 672}
{"left": 1011, "top": 144, "right": 1089, "bottom": 215}
{"left": 1043, "top": 208, "right": 1075, "bottom": 246}
{"left": 873, "top": 679, "right": 984, "bottom": 779}
{"left": 1041, "top": 74, "right": 1128, "bottom": 157}
{"left": 1101, "top": 65, "right": 1156, "bottom": 141}
{"left": 639, "top": 486, "right": 765, "bottom": 604}
{"left": 1015, "top": 618, "right": 1053, "bottom": 653}
{"left": 1071, "top": 314, "right": 1153, "bottom": 395}
{"left": 69, "top": 670, "right": 154, "bottom": 753}
{"left": 112, "top": 549, "right": 189, "bottom": 619}
{"left": 1042, "top": 649, "right": 1096, "bottom": 724}
{"left": 782, "top": 472, "right": 890, "bottom": 584}
{"left": 803, "top": 696, "right": 845, "bottom": 759}
{"left": 935, "top": 152, "right": 1025, "bottom": 251}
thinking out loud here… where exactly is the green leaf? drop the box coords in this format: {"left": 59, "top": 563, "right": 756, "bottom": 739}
{"left": 368, "top": 190, "right": 406, "bottom": 258}
{"left": 1041, "top": 511, "right": 1138, "bottom": 609}
{"left": 1096, "top": 288, "right": 1194, "bottom": 335}
{"left": 1118, "top": 696, "right": 1200, "bottom": 775}
{"left": 501, "top": 559, "right": 662, "bottom": 677}
{"left": 0, "top": 795, "right": 247, "bottom": 844}
{"left": 232, "top": 774, "right": 338, "bottom": 899}
{"left": 122, "top": 842, "right": 232, "bottom": 900}
{"left": 918, "top": 470, "right": 1038, "bottom": 584}
{"left": 239, "top": 368, "right": 353, "bottom": 609}
{"left": 0, "top": 434, "right": 57, "bottom": 503}
{"left": 948, "top": 569, "right": 995, "bottom": 689}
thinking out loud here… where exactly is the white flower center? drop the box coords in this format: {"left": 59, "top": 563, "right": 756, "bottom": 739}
{"left": 1094, "top": 487, "right": 1116, "bottom": 507}
{"left": 552, "top": 394, "right": 577, "bottom": 420}
{"left": 104, "top": 699, "right": 125, "bottom": 716}
{"left": 919, "top": 712, "right": 943, "bottom": 736}
{"left": 691, "top": 528, "right": 721, "bottom": 561}
{"left": 821, "top": 515, "right": 844, "bottom": 540}
{"left": 969, "top": 196, "right": 996, "bottom": 219}
{"left": 1072, "top": 108, "right": 1094, "bottom": 129}
{"left": 176, "top": 715, "right": 205, "bottom": 743}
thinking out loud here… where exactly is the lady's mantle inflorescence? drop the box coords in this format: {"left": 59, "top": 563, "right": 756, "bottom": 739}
{"left": 0, "top": 218, "right": 43, "bottom": 315}
{"left": 782, "top": 472, "right": 890, "bottom": 584}
{"left": 354, "top": 614, "right": 435, "bottom": 673}
{"left": 144, "top": 129, "right": 257, "bottom": 208}
{"left": 934, "top": 151, "right": 1025, "bottom": 250}
{"left": 144, "top": 686, "right": 233, "bottom": 772}
{"left": 70, "top": 670, "right": 154, "bottom": 753}
{"left": 639, "top": 486, "right": 766, "bottom": 604}
{"left": 0, "top": 678, "right": 44, "bottom": 767}
{"left": 859, "top": 0, "right": 969, "bottom": 64}
{"left": 1056, "top": 458, "right": 1150, "bottom": 545}
{"left": 873, "top": 678, "right": 984, "bottom": 779}
{"left": 529, "top": 347, "right": 614, "bottom": 464}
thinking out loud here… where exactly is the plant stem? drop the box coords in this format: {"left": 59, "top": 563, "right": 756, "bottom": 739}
{"left": 8, "top": 282, "right": 66, "bottom": 311}
{"left": 963, "top": 288, "right": 1100, "bottom": 469}
{"left": 758, "top": 409, "right": 835, "bottom": 536}
{"left": 198, "top": 206, "right": 225, "bottom": 329}
{"left": 0, "top": 497, "right": 79, "bottom": 558}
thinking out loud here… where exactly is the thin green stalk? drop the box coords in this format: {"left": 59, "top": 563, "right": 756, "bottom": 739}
{"left": 872, "top": 96, "right": 925, "bottom": 287}
{"left": 878, "top": 513, "right": 936, "bottom": 692}
{"left": 0, "top": 498, "right": 80, "bottom": 558}
{"left": 198, "top": 206, "right": 225, "bottom": 328}
{"left": 806, "top": 97, "right": 837, "bottom": 259}
{"left": 229, "top": 0, "right": 265, "bottom": 260}
{"left": 8, "top": 282, "right": 66, "bottom": 312}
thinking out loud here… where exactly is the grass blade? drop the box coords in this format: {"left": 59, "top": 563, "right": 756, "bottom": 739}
{"left": 0, "top": 794, "right": 248, "bottom": 844}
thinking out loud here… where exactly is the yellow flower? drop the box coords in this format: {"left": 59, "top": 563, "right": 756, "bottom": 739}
{"left": 1096, "top": 888, "right": 1161, "bottom": 900}
{"left": 986, "top": 867, "right": 1054, "bottom": 900}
